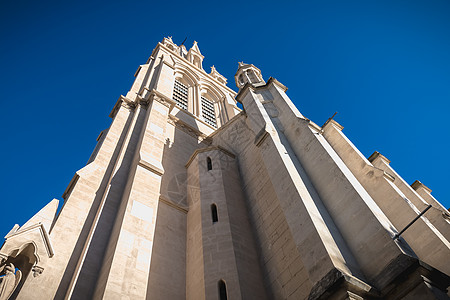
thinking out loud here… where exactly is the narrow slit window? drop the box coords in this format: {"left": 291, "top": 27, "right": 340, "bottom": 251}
{"left": 239, "top": 74, "right": 245, "bottom": 85}
{"left": 207, "top": 157, "right": 212, "bottom": 171}
{"left": 218, "top": 280, "right": 227, "bottom": 300}
{"left": 173, "top": 79, "right": 188, "bottom": 110}
{"left": 211, "top": 204, "right": 218, "bottom": 223}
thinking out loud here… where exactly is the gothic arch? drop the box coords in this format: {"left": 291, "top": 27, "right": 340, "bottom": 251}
{"left": 218, "top": 279, "right": 227, "bottom": 300}
{"left": 200, "top": 80, "right": 225, "bottom": 103}
{"left": 174, "top": 65, "right": 200, "bottom": 87}
{"left": 1, "top": 242, "right": 40, "bottom": 299}
{"left": 6, "top": 241, "right": 40, "bottom": 266}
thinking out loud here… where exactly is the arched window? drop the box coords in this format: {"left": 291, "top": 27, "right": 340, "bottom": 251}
{"left": 173, "top": 79, "right": 188, "bottom": 110}
{"left": 207, "top": 157, "right": 212, "bottom": 171}
{"left": 211, "top": 204, "right": 218, "bottom": 223}
{"left": 218, "top": 280, "right": 227, "bottom": 300}
{"left": 239, "top": 74, "right": 245, "bottom": 85}
{"left": 201, "top": 96, "right": 217, "bottom": 128}
{"left": 193, "top": 56, "right": 202, "bottom": 68}
{"left": 246, "top": 70, "right": 259, "bottom": 83}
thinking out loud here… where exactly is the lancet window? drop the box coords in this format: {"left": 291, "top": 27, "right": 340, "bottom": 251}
{"left": 173, "top": 80, "right": 188, "bottom": 110}
{"left": 201, "top": 96, "right": 217, "bottom": 128}
{"left": 207, "top": 157, "right": 212, "bottom": 171}
{"left": 218, "top": 280, "right": 227, "bottom": 300}
{"left": 211, "top": 204, "right": 218, "bottom": 223}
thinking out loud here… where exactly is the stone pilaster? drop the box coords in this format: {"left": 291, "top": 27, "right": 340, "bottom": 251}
{"left": 91, "top": 92, "right": 174, "bottom": 299}
{"left": 16, "top": 97, "right": 137, "bottom": 300}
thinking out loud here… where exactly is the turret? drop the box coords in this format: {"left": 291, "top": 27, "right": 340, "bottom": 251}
{"left": 234, "top": 62, "right": 265, "bottom": 90}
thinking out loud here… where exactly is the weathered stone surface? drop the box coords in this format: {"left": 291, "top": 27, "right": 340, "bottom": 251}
{"left": 1, "top": 37, "right": 449, "bottom": 300}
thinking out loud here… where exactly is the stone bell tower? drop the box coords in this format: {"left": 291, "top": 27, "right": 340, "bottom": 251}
{"left": 0, "top": 37, "right": 244, "bottom": 299}
{"left": 1, "top": 37, "right": 450, "bottom": 300}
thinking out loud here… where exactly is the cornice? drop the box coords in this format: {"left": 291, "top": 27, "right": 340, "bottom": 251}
{"left": 109, "top": 95, "right": 136, "bottom": 118}
{"left": 110, "top": 89, "right": 177, "bottom": 118}
{"left": 147, "top": 88, "right": 176, "bottom": 111}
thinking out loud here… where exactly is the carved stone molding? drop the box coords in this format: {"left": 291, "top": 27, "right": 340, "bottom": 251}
{"left": 146, "top": 88, "right": 176, "bottom": 111}
{"left": 138, "top": 159, "right": 164, "bottom": 177}
{"left": 32, "top": 265, "right": 44, "bottom": 277}
{"left": 109, "top": 95, "right": 136, "bottom": 118}
{"left": 159, "top": 196, "right": 188, "bottom": 214}
{"left": 120, "top": 97, "right": 136, "bottom": 111}
{"left": 136, "top": 95, "right": 150, "bottom": 109}
{"left": 167, "top": 115, "right": 211, "bottom": 144}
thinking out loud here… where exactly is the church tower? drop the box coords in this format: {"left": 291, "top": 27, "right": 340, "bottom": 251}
{"left": 1, "top": 37, "right": 450, "bottom": 300}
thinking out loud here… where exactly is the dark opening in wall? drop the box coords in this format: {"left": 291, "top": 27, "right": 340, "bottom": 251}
{"left": 207, "top": 157, "right": 212, "bottom": 171}
{"left": 211, "top": 204, "right": 218, "bottom": 223}
{"left": 218, "top": 279, "right": 227, "bottom": 300}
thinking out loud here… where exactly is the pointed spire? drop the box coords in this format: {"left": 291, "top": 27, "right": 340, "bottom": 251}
{"left": 187, "top": 41, "right": 204, "bottom": 69}
{"left": 21, "top": 199, "right": 59, "bottom": 232}
{"left": 210, "top": 66, "right": 227, "bottom": 84}
{"left": 190, "top": 41, "right": 202, "bottom": 55}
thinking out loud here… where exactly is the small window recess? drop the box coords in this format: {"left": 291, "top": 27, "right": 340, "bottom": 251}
{"left": 207, "top": 157, "right": 212, "bottom": 171}
{"left": 211, "top": 204, "right": 218, "bottom": 223}
{"left": 218, "top": 280, "right": 227, "bottom": 300}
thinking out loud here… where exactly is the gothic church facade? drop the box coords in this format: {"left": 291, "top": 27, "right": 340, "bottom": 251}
{"left": 1, "top": 37, "right": 450, "bottom": 299}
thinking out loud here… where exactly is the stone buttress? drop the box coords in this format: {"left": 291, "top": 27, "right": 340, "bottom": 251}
{"left": 1, "top": 40, "right": 449, "bottom": 300}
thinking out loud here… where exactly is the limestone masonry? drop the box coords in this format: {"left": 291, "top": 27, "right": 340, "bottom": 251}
{"left": 1, "top": 37, "right": 450, "bottom": 300}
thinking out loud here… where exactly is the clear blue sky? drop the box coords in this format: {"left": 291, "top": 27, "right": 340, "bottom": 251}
{"left": 1, "top": 0, "right": 449, "bottom": 238}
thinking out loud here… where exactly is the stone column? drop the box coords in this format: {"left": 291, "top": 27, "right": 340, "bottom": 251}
{"left": 196, "top": 84, "right": 202, "bottom": 118}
